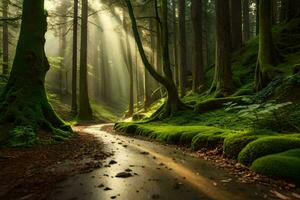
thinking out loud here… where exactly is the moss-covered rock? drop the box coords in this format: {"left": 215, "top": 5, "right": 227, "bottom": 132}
{"left": 251, "top": 149, "right": 300, "bottom": 184}
{"left": 224, "top": 135, "right": 258, "bottom": 159}
{"left": 238, "top": 136, "right": 300, "bottom": 166}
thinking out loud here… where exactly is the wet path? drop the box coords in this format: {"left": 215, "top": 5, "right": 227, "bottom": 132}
{"left": 49, "top": 124, "right": 296, "bottom": 200}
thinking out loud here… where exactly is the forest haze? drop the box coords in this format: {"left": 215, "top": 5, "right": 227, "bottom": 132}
{"left": 1, "top": 0, "right": 300, "bottom": 199}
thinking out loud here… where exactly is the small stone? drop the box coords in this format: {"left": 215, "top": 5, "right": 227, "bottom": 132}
{"left": 104, "top": 187, "right": 112, "bottom": 191}
{"left": 109, "top": 160, "right": 117, "bottom": 165}
{"left": 115, "top": 172, "right": 132, "bottom": 178}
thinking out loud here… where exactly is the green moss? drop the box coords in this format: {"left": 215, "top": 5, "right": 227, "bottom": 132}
{"left": 238, "top": 136, "right": 300, "bottom": 166}
{"left": 251, "top": 149, "right": 300, "bottom": 184}
{"left": 224, "top": 135, "right": 258, "bottom": 159}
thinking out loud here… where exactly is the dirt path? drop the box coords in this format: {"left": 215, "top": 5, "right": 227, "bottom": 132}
{"left": 49, "top": 124, "right": 300, "bottom": 200}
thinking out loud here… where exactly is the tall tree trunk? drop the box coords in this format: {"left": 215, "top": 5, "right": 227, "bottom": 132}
{"left": 2, "top": 0, "right": 9, "bottom": 75}
{"left": 171, "top": 0, "right": 179, "bottom": 87}
{"left": 256, "top": 0, "right": 259, "bottom": 35}
{"left": 59, "top": 15, "right": 67, "bottom": 96}
{"left": 71, "top": 0, "right": 78, "bottom": 114}
{"left": 123, "top": 11, "right": 134, "bottom": 116}
{"left": 209, "top": 0, "right": 233, "bottom": 97}
{"left": 191, "top": 0, "right": 205, "bottom": 93}
{"left": 242, "top": 0, "right": 251, "bottom": 42}
{"left": 78, "top": 0, "right": 93, "bottom": 119}
{"left": 178, "top": 0, "right": 187, "bottom": 96}
{"left": 255, "top": 0, "right": 280, "bottom": 91}
{"left": 124, "top": 0, "right": 187, "bottom": 119}
{"left": 0, "top": 0, "right": 71, "bottom": 141}
{"left": 279, "top": 0, "right": 287, "bottom": 23}
{"left": 230, "top": 0, "right": 243, "bottom": 52}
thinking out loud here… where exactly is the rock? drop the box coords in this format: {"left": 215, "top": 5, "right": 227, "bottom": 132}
{"left": 151, "top": 194, "right": 160, "bottom": 199}
{"left": 97, "top": 183, "right": 104, "bottom": 188}
{"left": 140, "top": 151, "right": 149, "bottom": 155}
{"left": 115, "top": 172, "right": 132, "bottom": 178}
{"left": 111, "top": 196, "right": 117, "bottom": 199}
{"left": 104, "top": 187, "right": 112, "bottom": 191}
{"left": 125, "top": 168, "right": 132, "bottom": 172}
{"left": 109, "top": 160, "right": 117, "bottom": 165}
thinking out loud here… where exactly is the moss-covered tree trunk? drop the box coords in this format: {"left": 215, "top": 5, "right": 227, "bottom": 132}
{"left": 78, "top": 0, "right": 93, "bottom": 119}
{"left": 209, "top": 0, "right": 233, "bottom": 97}
{"left": 191, "top": 0, "right": 205, "bottom": 93}
{"left": 71, "top": 0, "right": 78, "bottom": 114}
{"left": 255, "top": 0, "right": 280, "bottom": 91}
{"left": 2, "top": 0, "right": 9, "bottom": 75}
{"left": 124, "top": 0, "right": 187, "bottom": 119}
{"left": 0, "top": 0, "right": 71, "bottom": 141}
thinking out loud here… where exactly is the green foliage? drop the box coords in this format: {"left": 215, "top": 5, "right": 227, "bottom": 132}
{"left": 238, "top": 136, "right": 300, "bottom": 166}
{"left": 251, "top": 149, "right": 300, "bottom": 184}
{"left": 9, "top": 126, "right": 38, "bottom": 147}
{"left": 226, "top": 101, "right": 294, "bottom": 132}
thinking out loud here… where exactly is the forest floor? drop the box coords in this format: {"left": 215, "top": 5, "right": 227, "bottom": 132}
{"left": 0, "top": 126, "right": 111, "bottom": 200}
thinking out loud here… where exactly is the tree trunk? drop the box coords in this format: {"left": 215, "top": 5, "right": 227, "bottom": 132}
{"left": 172, "top": 0, "right": 179, "bottom": 87}
{"left": 124, "top": 0, "right": 187, "bottom": 119}
{"left": 242, "top": 0, "right": 251, "bottom": 42}
{"left": 123, "top": 11, "right": 134, "bottom": 116}
{"left": 209, "top": 0, "right": 233, "bottom": 97}
{"left": 2, "top": 0, "right": 9, "bottom": 75}
{"left": 78, "top": 0, "right": 93, "bottom": 119}
{"left": 0, "top": 0, "right": 71, "bottom": 141}
{"left": 279, "top": 0, "right": 287, "bottom": 23}
{"left": 178, "top": 0, "right": 187, "bottom": 96}
{"left": 191, "top": 0, "right": 205, "bottom": 93}
{"left": 256, "top": 0, "right": 259, "bottom": 35}
{"left": 230, "top": 0, "right": 243, "bottom": 52}
{"left": 286, "top": 0, "right": 300, "bottom": 21}
{"left": 71, "top": 0, "right": 78, "bottom": 114}
{"left": 255, "top": 0, "right": 280, "bottom": 91}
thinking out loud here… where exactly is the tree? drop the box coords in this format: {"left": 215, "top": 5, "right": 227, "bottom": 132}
{"left": 242, "top": 0, "right": 251, "bottom": 42}
{"left": 71, "top": 0, "right": 78, "bottom": 114}
{"left": 178, "top": 0, "right": 187, "bottom": 96}
{"left": 2, "top": 0, "right": 9, "bottom": 75}
{"left": 122, "top": 10, "right": 134, "bottom": 116}
{"left": 255, "top": 0, "right": 281, "bottom": 91}
{"left": 171, "top": 0, "right": 179, "bottom": 87}
{"left": 78, "top": 0, "right": 93, "bottom": 119}
{"left": 191, "top": 0, "right": 205, "bottom": 93}
{"left": 230, "top": 0, "right": 243, "bottom": 51}
{"left": 0, "top": 0, "right": 71, "bottom": 141}
{"left": 209, "top": 0, "right": 233, "bottom": 97}
{"left": 124, "top": 0, "right": 187, "bottom": 119}
{"left": 286, "top": 0, "right": 300, "bottom": 22}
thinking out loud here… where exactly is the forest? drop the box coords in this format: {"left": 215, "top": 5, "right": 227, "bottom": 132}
{"left": 0, "top": 0, "right": 300, "bottom": 199}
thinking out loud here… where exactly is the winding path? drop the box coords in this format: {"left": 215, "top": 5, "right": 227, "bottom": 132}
{"left": 49, "top": 124, "right": 296, "bottom": 200}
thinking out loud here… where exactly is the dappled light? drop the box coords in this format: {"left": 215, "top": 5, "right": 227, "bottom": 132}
{"left": 1, "top": 0, "right": 300, "bottom": 199}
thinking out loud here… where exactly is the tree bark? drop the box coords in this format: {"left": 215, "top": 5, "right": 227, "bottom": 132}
{"left": 0, "top": 0, "right": 71, "bottom": 141}
{"left": 255, "top": 0, "right": 280, "bottom": 91}
{"left": 209, "top": 0, "right": 233, "bottom": 97}
{"left": 2, "top": 0, "right": 9, "bottom": 75}
{"left": 178, "top": 0, "right": 187, "bottom": 96}
{"left": 78, "top": 0, "right": 93, "bottom": 119}
{"left": 123, "top": 11, "right": 134, "bottom": 116}
{"left": 242, "top": 0, "right": 251, "bottom": 42}
{"left": 172, "top": 0, "right": 179, "bottom": 87}
{"left": 230, "top": 0, "right": 243, "bottom": 52}
{"left": 71, "top": 0, "right": 78, "bottom": 114}
{"left": 191, "top": 0, "right": 205, "bottom": 93}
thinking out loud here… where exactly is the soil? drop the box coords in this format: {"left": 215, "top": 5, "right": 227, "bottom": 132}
{"left": 0, "top": 127, "right": 111, "bottom": 200}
